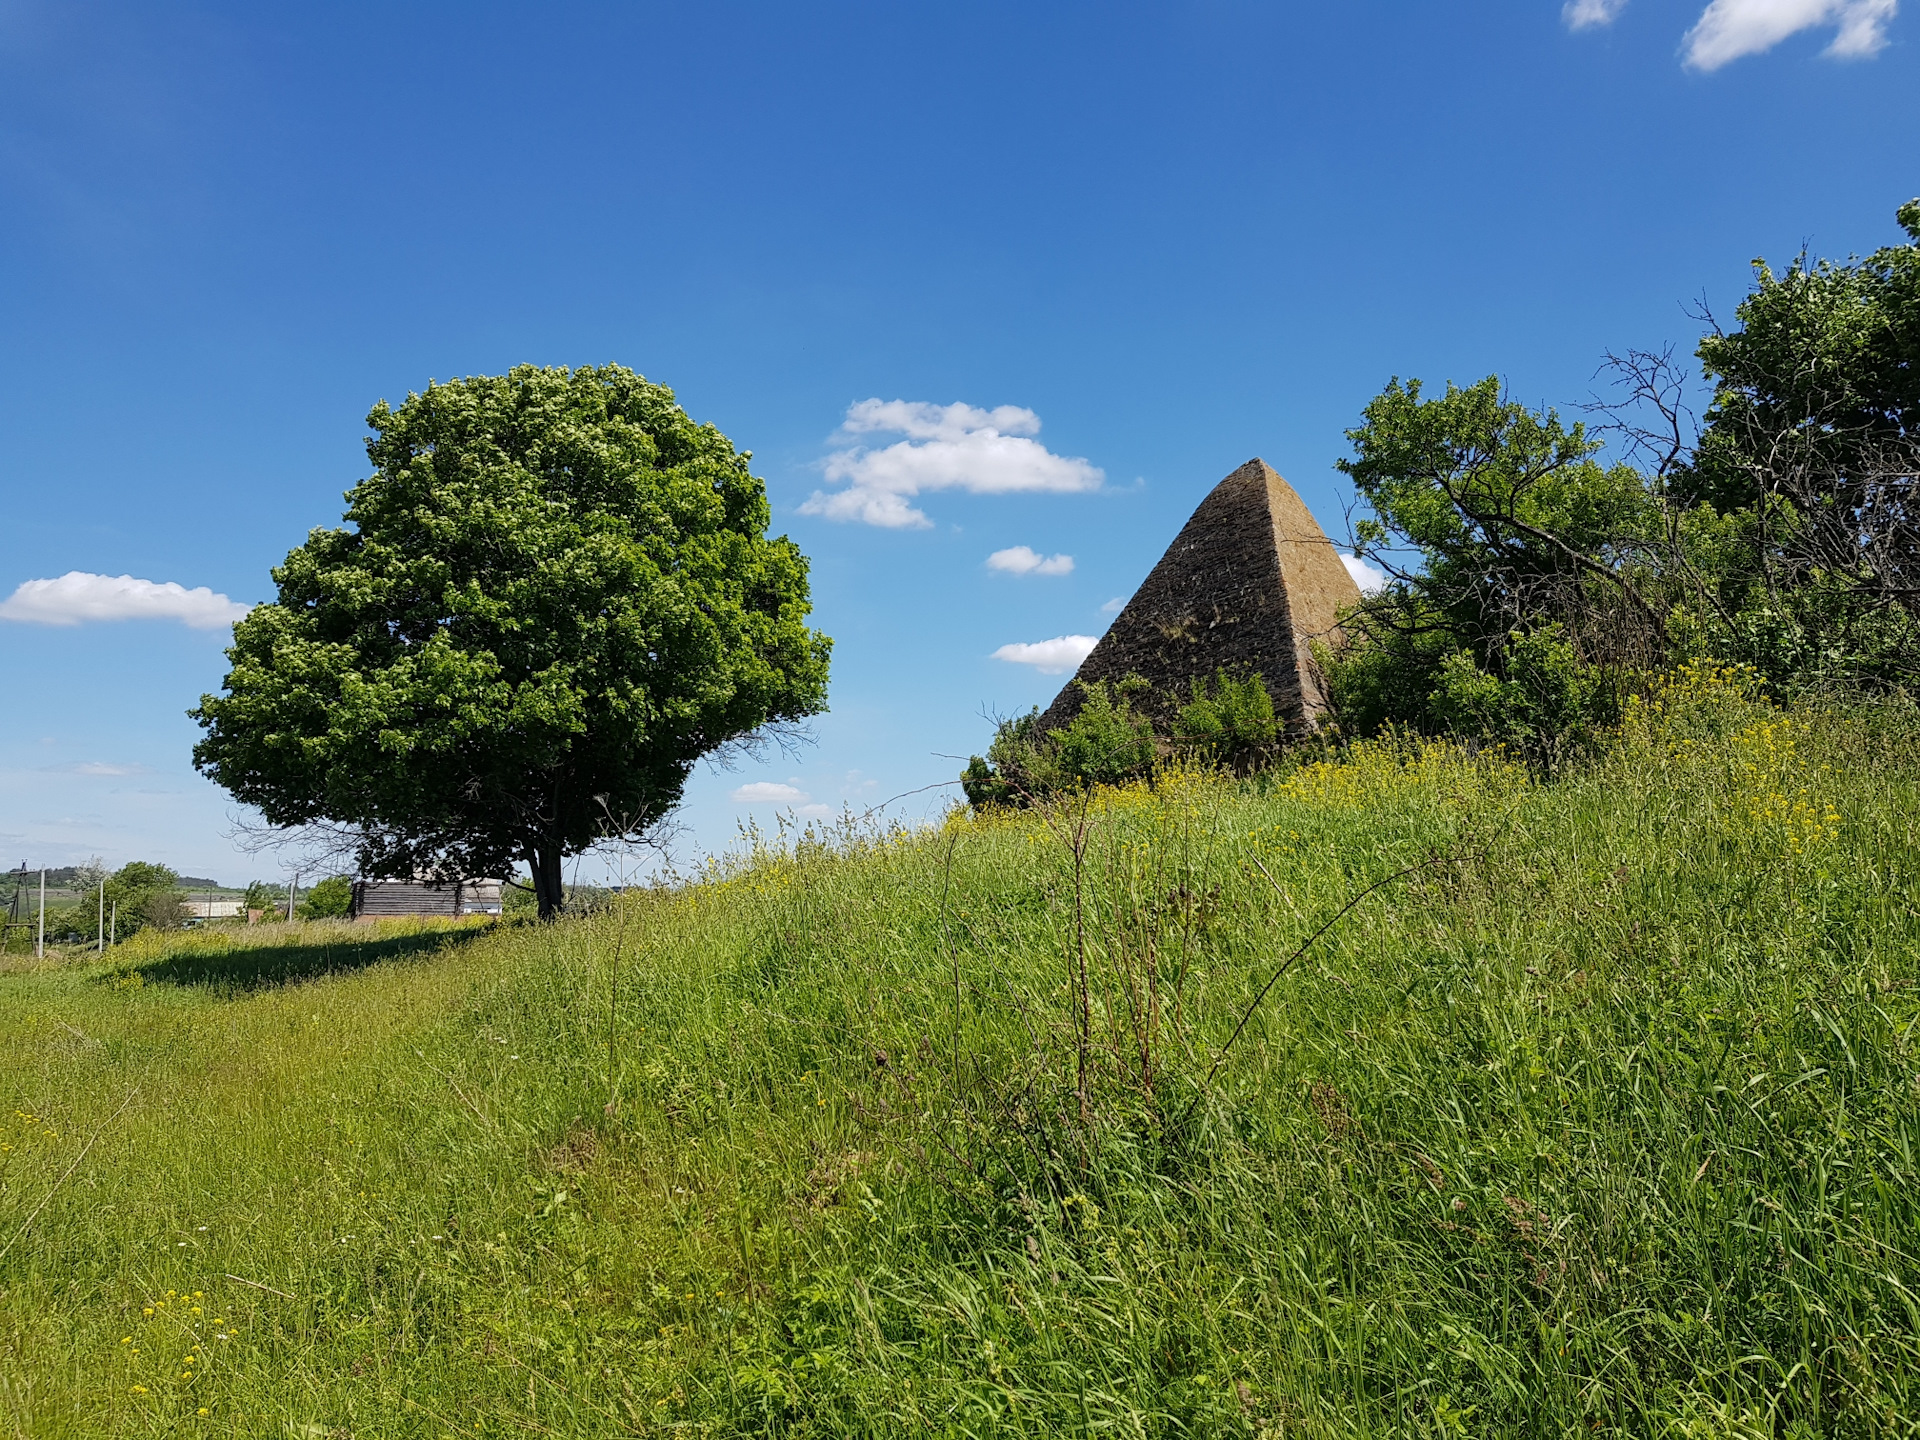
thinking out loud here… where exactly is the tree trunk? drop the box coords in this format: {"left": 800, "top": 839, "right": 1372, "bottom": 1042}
{"left": 530, "top": 844, "right": 565, "bottom": 921}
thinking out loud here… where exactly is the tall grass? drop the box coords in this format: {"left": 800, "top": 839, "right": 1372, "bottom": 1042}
{"left": 2, "top": 666, "right": 1917, "bottom": 1436}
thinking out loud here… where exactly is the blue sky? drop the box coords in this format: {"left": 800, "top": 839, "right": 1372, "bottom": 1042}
{"left": 1, "top": 0, "right": 1913, "bottom": 886}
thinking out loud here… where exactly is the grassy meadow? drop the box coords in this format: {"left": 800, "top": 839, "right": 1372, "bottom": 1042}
{"left": 3, "top": 666, "right": 1919, "bottom": 1437}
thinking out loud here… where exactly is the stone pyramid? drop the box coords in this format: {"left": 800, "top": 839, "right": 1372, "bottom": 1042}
{"left": 1037, "top": 458, "right": 1361, "bottom": 736}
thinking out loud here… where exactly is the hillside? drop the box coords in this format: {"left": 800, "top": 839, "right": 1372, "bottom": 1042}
{"left": 2, "top": 666, "right": 1917, "bottom": 1437}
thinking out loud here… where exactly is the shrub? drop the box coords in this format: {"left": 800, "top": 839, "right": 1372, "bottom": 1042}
{"left": 1046, "top": 678, "right": 1158, "bottom": 789}
{"left": 107, "top": 862, "right": 182, "bottom": 941}
{"left": 1170, "top": 669, "right": 1280, "bottom": 772}
{"left": 963, "top": 678, "right": 1158, "bottom": 807}
{"left": 297, "top": 875, "right": 354, "bottom": 920}
{"left": 138, "top": 891, "right": 186, "bottom": 932}
{"left": 1328, "top": 620, "right": 1629, "bottom": 769}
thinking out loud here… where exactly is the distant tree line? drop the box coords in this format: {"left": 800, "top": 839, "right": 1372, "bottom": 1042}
{"left": 8, "top": 864, "right": 357, "bottom": 948}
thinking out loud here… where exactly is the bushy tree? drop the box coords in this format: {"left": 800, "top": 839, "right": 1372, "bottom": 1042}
{"left": 1674, "top": 199, "right": 1920, "bottom": 690}
{"left": 1329, "top": 377, "right": 1658, "bottom": 761}
{"left": 193, "top": 365, "right": 832, "bottom": 918}
{"left": 297, "top": 875, "right": 354, "bottom": 920}
{"left": 50, "top": 862, "right": 186, "bottom": 943}
{"left": 1320, "top": 200, "right": 1920, "bottom": 751}
{"left": 1684, "top": 200, "right": 1919, "bottom": 523}
{"left": 242, "top": 881, "right": 284, "bottom": 920}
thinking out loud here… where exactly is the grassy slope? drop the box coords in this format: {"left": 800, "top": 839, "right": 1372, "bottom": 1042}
{"left": 2, "top": 668, "right": 1918, "bottom": 1438}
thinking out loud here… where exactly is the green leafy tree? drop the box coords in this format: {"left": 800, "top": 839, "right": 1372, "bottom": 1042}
{"left": 1673, "top": 199, "right": 1920, "bottom": 690}
{"left": 113, "top": 861, "right": 178, "bottom": 892}
{"left": 1684, "top": 200, "right": 1919, "bottom": 521}
{"left": 193, "top": 365, "right": 832, "bottom": 919}
{"left": 71, "top": 862, "right": 184, "bottom": 942}
{"left": 298, "top": 875, "right": 354, "bottom": 920}
{"left": 242, "top": 881, "right": 284, "bottom": 920}
{"left": 1329, "top": 377, "right": 1659, "bottom": 758}
{"left": 1326, "top": 200, "right": 1920, "bottom": 734}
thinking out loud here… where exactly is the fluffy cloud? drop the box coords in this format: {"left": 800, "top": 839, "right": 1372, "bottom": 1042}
{"left": 1682, "top": 0, "right": 1897, "bottom": 68}
{"left": 986, "top": 545, "right": 1075, "bottom": 576}
{"left": 991, "top": 635, "right": 1098, "bottom": 675}
{"left": 729, "top": 781, "right": 810, "bottom": 804}
{"left": 1342, "top": 553, "right": 1390, "bottom": 595}
{"left": 800, "top": 400, "right": 1104, "bottom": 529}
{"left": 0, "top": 571, "right": 252, "bottom": 629}
{"left": 1099, "top": 596, "right": 1125, "bottom": 615}
{"left": 1563, "top": 0, "right": 1629, "bottom": 29}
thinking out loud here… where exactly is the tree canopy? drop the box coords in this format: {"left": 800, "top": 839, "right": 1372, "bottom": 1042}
{"left": 1330, "top": 377, "right": 1660, "bottom": 758}
{"left": 1328, "top": 199, "right": 1920, "bottom": 758}
{"left": 193, "top": 364, "right": 832, "bottom": 918}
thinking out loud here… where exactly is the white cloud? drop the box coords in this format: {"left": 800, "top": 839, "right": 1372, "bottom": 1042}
{"left": 0, "top": 571, "right": 252, "bottom": 629}
{"left": 839, "top": 398, "right": 1044, "bottom": 442}
{"left": 1682, "top": 0, "right": 1896, "bottom": 68}
{"left": 1564, "top": 0, "right": 1629, "bottom": 30}
{"left": 65, "top": 761, "right": 147, "bottom": 777}
{"left": 1342, "top": 553, "right": 1390, "bottom": 595}
{"left": 729, "top": 781, "right": 810, "bottom": 804}
{"left": 797, "top": 803, "right": 835, "bottom": 820}
{"left": 986, "top": 545, "right": 1075, "bottom": 576}
{"left": 1099, "top": 596, "right": 1125, "bottom": 615}
{"left": 991, "top": 635, "right": 1098, "bottom": 675}
{"left": 800, "top": 400, "right": 1104, "bottom": 529}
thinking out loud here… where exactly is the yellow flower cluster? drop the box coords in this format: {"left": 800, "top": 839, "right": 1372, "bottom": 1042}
{"left": 2, "top": 1108, "right": 58, "bottom": 1156}
{"left": 1276, "top": 737, "right": 1525, "bottom": 812}
{"left": 1248, "top": 824, "right": 1305, "bottom": 858}
{"left": 127, "top": 1288, "right": 228, "bottom": 1401}
{"left": 1621, "top": 660, "right": 1766, "bottom": 742}
{"left": 1729, "top": 718, "right": 1841, "bottom": 856}
{"left": 1076, "top": 760, "right": 1217, "bottom": 825}
{"left": 1745, "top": 789, "right": 1842, "bottom": 854}
{"left": 1621, "top": 664, "right": 1841, "bottom": 861}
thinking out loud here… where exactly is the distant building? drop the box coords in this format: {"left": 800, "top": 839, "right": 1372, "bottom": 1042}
{"left": 183, "top": 899, "right": 245, "bottom": 920}
{"left": 348, "top": 878, "right": 504, "bottom": 920}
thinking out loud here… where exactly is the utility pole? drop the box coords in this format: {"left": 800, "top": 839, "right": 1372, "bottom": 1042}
{"left": 97, "top": 879, "right": 105, "bottom": 954}
{"left": 286, "top": 873, "right": 299, "bottom": 922}
{"left": 110, "top": 900, "right": 117, "bottom": 948}
{"left": 36, "top": 868, "right": 45, "bottom": 959}
{"left": 1, "top": 863, "right": 26, "bottom": 954}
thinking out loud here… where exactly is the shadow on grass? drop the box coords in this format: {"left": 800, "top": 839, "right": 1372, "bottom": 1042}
{"left": 119, "top": 926, "right": 490, "bottom": 994}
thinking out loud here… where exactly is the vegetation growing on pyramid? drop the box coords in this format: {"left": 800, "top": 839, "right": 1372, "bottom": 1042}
{"left": 1036, "top": 459, "right": 1361, "bottom": 738}
{"left": 964, "top": 669, "right": 1281, "bottom": 807}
